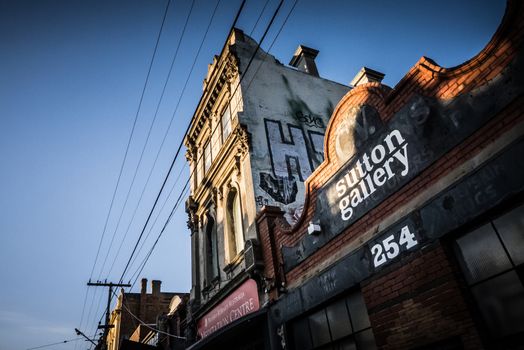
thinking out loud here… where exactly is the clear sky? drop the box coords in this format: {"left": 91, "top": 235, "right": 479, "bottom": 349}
{"left": 0, "top": 0, "right": 505, "bottom": 349}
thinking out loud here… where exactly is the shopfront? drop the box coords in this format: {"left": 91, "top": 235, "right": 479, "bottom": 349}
{"left": 256, "top": 2, "right": 524, "bottom": 349}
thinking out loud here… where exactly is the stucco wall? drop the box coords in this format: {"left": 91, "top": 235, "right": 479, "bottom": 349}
{"left": 236, "top": 39, "right": 350, "bottom": 225}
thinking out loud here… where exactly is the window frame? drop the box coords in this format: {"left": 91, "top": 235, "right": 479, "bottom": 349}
{"left": 225, "top": 186, "right": 245, "bottom": 263}
{"left": 287, "top": 289, "right": 376, "bottom": 350}
{"left": 452, "top": 202, "right": 524, "bottom": 343}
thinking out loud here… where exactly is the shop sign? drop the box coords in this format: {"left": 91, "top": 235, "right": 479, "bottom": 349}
{"left": 275, "top": 139, "right": 524, "bottom": 322}
{"left": 197, "top": 279, "right": 259, "bottom": 338}
{"left": 282, "top": 57, "right": 524, "bottom": 272}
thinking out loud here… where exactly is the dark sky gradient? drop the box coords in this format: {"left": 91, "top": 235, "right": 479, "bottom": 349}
{"left": 0, "top": 0, "right": 505, "bottom": 349}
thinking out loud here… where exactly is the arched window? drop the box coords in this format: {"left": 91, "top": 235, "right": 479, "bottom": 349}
{"left": 226, "top": 188, "right": 244, "bottom": 262}
{"left": 205, "top": 212, "right": 219, "bottom": 281}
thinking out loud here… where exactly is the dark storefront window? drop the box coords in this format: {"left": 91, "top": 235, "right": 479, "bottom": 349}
{"left": 289, "top": 291, "right": 376, "bottom": 350}
{"left": 454, "top": 204, "right": 524, "bottom": 341}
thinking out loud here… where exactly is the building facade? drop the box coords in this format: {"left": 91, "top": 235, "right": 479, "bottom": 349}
{"left": 106, "top": 279, "right": 187, "bottom": 350}
{"left": 256, "top": 1, "right": 524, "bottom": 349}
{"left": 184, "top": 28, "right": 349, "bottom": 348}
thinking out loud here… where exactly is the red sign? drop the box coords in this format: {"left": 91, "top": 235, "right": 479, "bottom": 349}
{"left": 197, "top": 279, "right": 260, "bottom": 338}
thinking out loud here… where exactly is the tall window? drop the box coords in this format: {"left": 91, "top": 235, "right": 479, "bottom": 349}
{"left": 454, "top": 204, "right": 524, "bottom": 342}
{"left": 197, "top": 148, "right": 204, "bottom": 185}
{"left": 221, "top": 104, "right": 232, "bottom": 142}
{"left": 205, "top": 212, "right": 219, "bottom": 282}
{"left": 226, "top": 188, "right": 244, "bottom": 262}
{"left": 289, "top": 290, "right": 376, "bottom": 350}
{"left": 204, "top": 141, "right": 212, "bottom": 173}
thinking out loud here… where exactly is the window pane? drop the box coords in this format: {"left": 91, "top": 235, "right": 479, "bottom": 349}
{"left": 471, "top": 270, "right": 524, "bottom": 338}
{"left": 309, "top": 310, "right": 331, "bottom": 347}
{"left": 292, "top": 318, "right": 312, "bottom": 350}
{"left": 326, "top": 299, "right": 352, "bottom": 340}
{"left": 213, "top": 120, "right": 222, "bottom": 151}
{"left": 355, "top": 329, "right": 377, "bottom": 350}
{"left": 455, "top": 224, "right": 512, "bottom": 284}
{"left": 222, "top": 106, "right": 232, "bottom": 141}
{"left": 233, "top": 193, "right": 244, "bottom": 253}
{"left": 346, "top": 293, "right": 371, "bottom": 332}
{"left": 335, "top": 337, "right": 357, "bottom": 350}
{"left": 204, "top": 143, "right": 211, "bottom": 173}
{"left": 494, "top": 204, "right": 524, "bottom": 266}
{"left": 198, "top": 150, "right": 204, "bottom": 184}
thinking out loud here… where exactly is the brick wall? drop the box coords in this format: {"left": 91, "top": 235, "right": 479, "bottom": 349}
{"left": 256, "top": 1, "right": 524, "bottom": 349}
{"left": 361, "top": 242, "right": 483, "bottom": 349}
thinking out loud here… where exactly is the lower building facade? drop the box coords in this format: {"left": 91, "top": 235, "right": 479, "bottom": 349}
{"left": 255, "top": 1, "right": 524, "bottom": 349}
{"left": 185, "top": 1, "right": 524, "bottom": 349}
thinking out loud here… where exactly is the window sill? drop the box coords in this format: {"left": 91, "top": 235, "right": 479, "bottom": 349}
{"left": 223, "top": 250, "right": 244, "bottom": 273}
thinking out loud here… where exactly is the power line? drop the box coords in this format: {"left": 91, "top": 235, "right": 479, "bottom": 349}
{"left": 115, "top": 289, "right": 186, "bottom": 340}
{"left": 124, "top": 0, "right": 293, "bottom": 290}
{"left": 25, "top": 338, "right": 82, "bottom": 350}
{"left": 117, "top": 0, "right": 248, "bottom": 286}
{"left": 95, "top": 0, "right": 196, "bottom": 282}
{"left": 129, "top": 183, "right": 190, "bottom": 289}
{"left": 127, "top": 163, "right": 188, "bottom": 279}
{"left": 78, "top": 0, "right": 173, "bottom": 343}
{"left": 89, "top": 0, "right": 285, "bottom": 338}
{"left": 85, "top": 0, "right": 246, "bottom": 337}
{"left": 105, "top": 0, "right": 219, "bottom": 281}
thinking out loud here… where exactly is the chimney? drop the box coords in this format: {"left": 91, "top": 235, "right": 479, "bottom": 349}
{"left": 141, "top": 278, "right": 147, "bottom": 295}
{"left": 350, "top": 67, "right": 385, "bottom": 87}
{"left": 152, "top": 280, "right": 161, "bottom": 296}
{"left": 289, "top": 45, "right": 319, "bottom": 77}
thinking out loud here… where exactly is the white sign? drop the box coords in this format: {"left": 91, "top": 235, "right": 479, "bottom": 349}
{"left": 370, "top": 225, "right": 418, "bottom": 268}
{"left": 335, "top": 129, "right": 409, "bottom": 221}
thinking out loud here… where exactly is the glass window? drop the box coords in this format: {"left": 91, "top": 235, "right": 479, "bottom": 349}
{"left": 455, "top": 224, "right": 512, "bottom": 284}
{"left": 204, "top": 142, "right": 212, "bottom": 173}
{"left": 222, "top": 105, "right": 232, "bottom": 141}
{"left": 494, "top": 203, "right": 524, "bottom": 265}
{"left": 454, "top": 204, "right": 524, "bottom": 342}
{"left": 197, "top": 148, "right": 204, "bottom": 185}
{"left": 205, "top": 213, "right": 218, "bottom": 281}
{"left": 326, "top": 299, "right": 352, "bottom": 341}
{"left": 346, "top": 292, "right": 371, "bottom": 332}
{"left": 354, "top": 330, "right": 376, "bottom": 350}
{"left": 470, "top": 271, "right": 524, "bottom": 337}
{"left": 225, "top": 188, "right": 244, "bottom": 262}
{"left": 289, "top": 290, "right": 376, "bottom": 350}
{"left": 309, "top": 310, "right": 331, "bottom": 347}
{"left": 292, "top": 318, "right": 312, "bottom": 350}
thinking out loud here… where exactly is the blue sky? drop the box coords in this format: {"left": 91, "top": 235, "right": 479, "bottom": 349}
{"left": 0, "top": 0, "right": 505, "bottom": 349}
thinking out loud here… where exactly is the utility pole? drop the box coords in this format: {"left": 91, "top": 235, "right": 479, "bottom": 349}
{"left": 87, "top": 280, "right": 131, "bottom": 350}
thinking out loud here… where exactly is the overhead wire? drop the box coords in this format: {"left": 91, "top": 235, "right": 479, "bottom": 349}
{"left": 85, "top": 0, "right": 245, "bottom": 340}
{"left": 78, "top": 0, "right": 173, "bottom": 345}
{"left": 130, "top": 183, "right": 191, "bottom": 289}
{"left": 127, "top": 163, "right": 188, "bottom": 280}
{"left": 115, "top": 289, "right": 186, "bottom": 339}
{"left": 116, "top": 0, "right": 248, "bottom": 286}
{"left": 26, "top": 338, "right": 83, "bottom": 350}
{"left": 87, "top": 0, "right": 298, "bottom": 342}
{"left": 123, "top": 0, "right": 295, "bottom": 291}
{"left": 106, "top": 0, "right": 220, "bottom": 280}
{"left": 96, "top": 0, "right": 196, "bottom": 282}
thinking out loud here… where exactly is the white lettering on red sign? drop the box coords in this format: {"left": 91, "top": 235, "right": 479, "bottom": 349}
{"left": 197, "top": 279, "right": 259, "bottom": 338}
